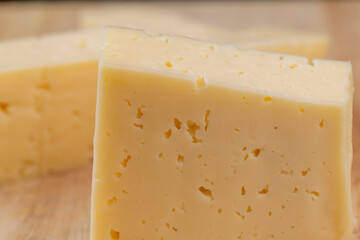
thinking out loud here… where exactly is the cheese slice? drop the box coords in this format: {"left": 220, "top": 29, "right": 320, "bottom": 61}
{"left": 0, "top": 30, "right": 99, "bottom": 182}
{"left": 79, "top": 7, "right": 329, "bottom": 60}
{"left": 91, "top": 27, "right": 353, "bottom": 240}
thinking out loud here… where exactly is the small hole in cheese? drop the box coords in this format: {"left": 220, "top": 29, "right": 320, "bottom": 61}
{"left": 205, "top": 110, "right": 210, "bottom": 131}
{"left": 199, "top": 186, "right": 214, "bottom": 201}
{"left": 306, "top": 190, "right": 320, "bottom": 198}
{"left": 133, "top": 123, "right": 143, "bottom": 129}
{"left": 247, "top": 206, "right": 253, "bottom": 212}
{"left": 196, "top": 75, "right": 206, "bottom": 88}
{"left": 124, "top": 99, "right": 131, "bottom": 106}
{"left": 252, "top": 148, "right": 261, "bottom": 157}
{"left": 110, "top": 229, "right": 120, "bottom": 240}
{"left": 121, "top": 154, "right": 131, "bottom": 167}
{"left": 301, "top": 168, "right": 310, "bottom": 176}
{"left": 107, "top": 197, "right": 118, "bottom": 206}
{"left": 164, "top": 129, "right": 172, "bottom": 139}
{"left": 258, "top": 184, "right": 269, "bottom": 194}
{"left": 264, "top": 97, "right": 272, "bottom": 102}
{"left": 136, "top": 105, "right": 145, "bottom": 118}
{"left": 209, "top": 45, "right": 216, "bottom": 51}
{"left": 241, "top": 186, "right": 246, "bottom": 195}
{"left": 236, "top": 211, "right": 245, "bottom": 219}
{"left": 289, "top": 64, "right": 298, "bottom": 69}
{"left": 186, "top": 121, "right": 202, "bottom": 143}
{"left": 177, "top": 154, "right": 184, "bottom": 164}
{"left": 319, "top": 119, "right": 325, "bottom": 128}
{"left": 174, "top": 118, "right": 182, "bottom": 129}
{"left": 165, "top": 61, "right": 173, "bottom": 68}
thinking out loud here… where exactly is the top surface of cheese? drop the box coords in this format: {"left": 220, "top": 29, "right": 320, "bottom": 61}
{"left": 80, "top": 6, "right": 329, "bottom": 60}
{"left": 229, "top": 27, "right": 328, "bottom": 46}
{"left": 80, "top": 6, "right": 219, "bottom": 38}
{"left": 0, "top": 30, "right": 100, "bottom": 72}
{"left": 80, "top": 7, "right": 328, "bottom": 44}
{"left": 101, "top": 27, "right": 350, "bottom": 105}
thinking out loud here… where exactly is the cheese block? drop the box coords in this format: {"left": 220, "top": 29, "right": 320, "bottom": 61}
{"left": 79, "top": 7, "right": 329, "bottom": 60}
{"left": 0, "top": 30, "right": 99, "bottom": 182}
{"left": 91, "top": 27, "right": 353, "bottom": 240}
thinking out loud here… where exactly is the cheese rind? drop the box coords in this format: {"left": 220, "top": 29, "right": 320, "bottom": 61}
{"left": 79, "top": 7, "right": 329, "bottom": 60}
{"left": 91, "top": 27, "right": 353, "bottom": 240}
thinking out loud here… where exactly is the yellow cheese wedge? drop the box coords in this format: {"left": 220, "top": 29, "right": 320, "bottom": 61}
{"left": 0, "top": 30, "right": 99, "bottom": 182}
{"left": 79, "top": 7, "right": 329, "bottom": 60}
{"left": 91, "top": 27, "right": 353, "bottom": 240}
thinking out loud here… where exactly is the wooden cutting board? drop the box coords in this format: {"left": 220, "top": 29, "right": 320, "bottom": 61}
{"left": 0, "top": 1, "right": 359, "bottom": 239}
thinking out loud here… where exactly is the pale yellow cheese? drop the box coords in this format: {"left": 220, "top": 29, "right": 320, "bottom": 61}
{"left": 79, "top": 7, "right": 329, "bottom": 60}
{"left": 91, "top": 27, "right": 353, "bottom": 240}
{"left": 0, "top": 30, "right": 99, "bottom": 182}
{"left": 0, "top": 68, "right": 43, "bottom": 182}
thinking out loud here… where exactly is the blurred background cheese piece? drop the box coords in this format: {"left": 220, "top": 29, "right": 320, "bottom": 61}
{"left": 79, "top": 6, "right": 329, "bottom": 60}
{"left": 0, "top": 30, "right": 99, "bottom": 183}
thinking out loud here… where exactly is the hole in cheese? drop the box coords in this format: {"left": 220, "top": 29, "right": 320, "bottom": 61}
{"left": 174, "top": 118, "right": 181, "bottom": 129}
{"left": 110, "top": 229, "right": 120, "bottom": 240}
{"left": 199, "top": 186, "right": 214, "bottom": 201}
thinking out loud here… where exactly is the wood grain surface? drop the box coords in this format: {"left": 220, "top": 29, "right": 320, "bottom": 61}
{"left": 0, "top": 1, "right": 359, "bottom": 239}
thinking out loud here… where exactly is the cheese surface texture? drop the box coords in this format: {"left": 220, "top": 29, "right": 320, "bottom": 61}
{"left": 79, "top": 6, "right": 328, "bottom": 60}
{"left": 0, "top": 30, "right": 99, "bottom": 182}
{"left": 92, "top": 27, "right": 353, "bottom": 240}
